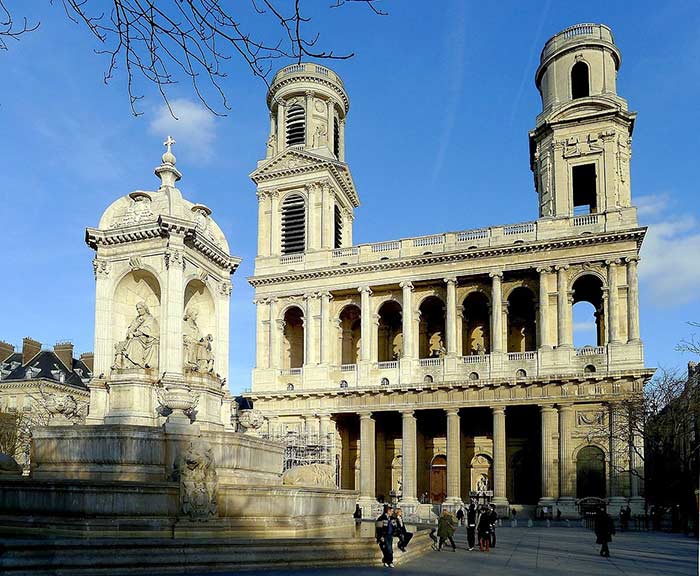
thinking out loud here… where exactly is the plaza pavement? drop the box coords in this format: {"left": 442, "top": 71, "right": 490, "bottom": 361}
{"left": 192, "top": 526, "right": 698, "bottom": 576}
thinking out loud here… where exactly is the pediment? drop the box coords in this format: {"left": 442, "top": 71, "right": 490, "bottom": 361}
{"left": 548, "top": 97, "right": 627, "bottom": 124}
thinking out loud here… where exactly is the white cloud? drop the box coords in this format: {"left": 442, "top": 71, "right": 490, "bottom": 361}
{"left": 639, "top": 214, "right": 700, "bottom": 306}
{"left": 148, "top": 98, "right": 217, "bottom": 162}
{"left": 573, "top": 321, "right": 596, "bottom": 332}
{"left": 636, "top": 193, "right": 672, "bottom": 217}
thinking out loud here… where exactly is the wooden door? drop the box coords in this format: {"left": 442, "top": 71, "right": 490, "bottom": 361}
{"left": 430, "top": 455, "right": 447, "bottom": 503}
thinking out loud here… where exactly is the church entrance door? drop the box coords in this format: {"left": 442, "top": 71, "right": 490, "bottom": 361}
{"left": 430, "top": 455, "right": 447, "bottom": 503}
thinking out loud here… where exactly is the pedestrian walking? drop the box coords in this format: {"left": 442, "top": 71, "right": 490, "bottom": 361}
{"left": 488, "top": 504, "right": 498, "bottom": 548}
{"left": 456, "top": 506, "right": 465, "bottom": 526}
{"left": 594, "top": 506, "right": 616, "bottom": 558}
{"left": 395, "top": 508, "right": 413, "bottom": 552}
{"left": 375, "top": 504, "right": 397, "bottom": 567}
{"left": 437, "top": 510, "right": 457, "bottom": 551}
{"left": 477, "top": 506, "right": 492, "bottom": 552}
{"left": 466, "top": 501, "right": 477, "bottom": 551}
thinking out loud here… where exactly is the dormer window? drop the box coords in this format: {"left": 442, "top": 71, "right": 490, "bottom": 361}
{"left": 286, "top": 104, "right": 306, "bottom": 146}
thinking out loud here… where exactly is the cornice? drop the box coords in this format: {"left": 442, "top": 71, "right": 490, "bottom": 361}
{"left": 0, "top": 378, "right": 90, "bottom": 396}
{"left": 248, "top": 227, "right": 646, "bottom": 287}
{"left": 268, "top": 75, "right": 349, "bottom": 113}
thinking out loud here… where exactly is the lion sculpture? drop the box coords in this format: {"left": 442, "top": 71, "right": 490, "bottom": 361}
{"left": 177, "top": 441, "right": 218, "bottom": 520}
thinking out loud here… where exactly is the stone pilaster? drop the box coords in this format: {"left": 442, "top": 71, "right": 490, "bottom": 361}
{"left": 538, "top": 405, "right": 559, "bottom": 505}
{"left": 269, "top": 191, "right": 280, "bottom": 256}
{"left": 445, "top": 408, "right": 462, "bottom": 505}
{"left": 256, "top": 191, "right": 270, "bottom": 257}
{"left": 359, "top": 286, "right": 372, "bottom": 362}
{"left": 444, "top": 277, "right": 458, "bottom": 356}
{"left": 276, "top": 100, "right": 285, "bottom": 152}
{"left": 490, "top": 272, "right": 504, "bottom": 353}
{"left": 400, "top": 282, "right": 415, "bottom": 359}
{"left": 305, "top": 90, "right": 314, "bottom": 146}
{"left": 606, "top": 259, "right": 622, "bottom": 344}
{"left": 358, "top": 411, "right": 376, "bottom": 515}
{"left": 557, "top": 404, "right": 575, "bottom": 500}
{"left": 537, "top": 266, "right": 553, "bottom": 349}
{"left": 303, "top": 293, "right": 319, "bottom": 365}
{"left": 626, "top": 257, "right": 641, "bottom": 342}
{"left": 492, "top": 406, "right": 508, "bottom": 505}
{"left": 254, "top": 298, "right": 270, "bottom": 369}
{"left": 320, "top": 291, "right": 333, "bottom": 365}
{"left": 556, "top": 264, "right": 572, "bottom": 348}
{"left": 400, "top": 409, "right": 418, "bottom": 504}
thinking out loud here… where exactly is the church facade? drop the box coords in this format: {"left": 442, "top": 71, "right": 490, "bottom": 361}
{"left": 246, "top": 24, "right": 654, "bottom": 516}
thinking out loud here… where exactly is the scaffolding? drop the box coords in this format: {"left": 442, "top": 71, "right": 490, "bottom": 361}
{"left": 262, "top": 431, "right": 339, "bottom": 484}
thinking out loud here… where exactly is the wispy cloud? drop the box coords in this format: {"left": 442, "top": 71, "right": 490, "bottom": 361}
{"left": 573, "top": 321, "right": 596, "bottom": 332}
{"left": 637, "top": 195, "right": 700, "bottom": 306}
{"left": 148, "top": 98, "right": 217, "bottom": 162}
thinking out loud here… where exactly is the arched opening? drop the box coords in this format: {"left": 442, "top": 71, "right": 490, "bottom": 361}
{"left": 282, "top": 306, "right": 304, "bottom": 368}
{"left": 576, "top": 445, "right": 606, "bottom": 498}
{"left": 470, "top": 454, "right": 493, "bottom": 492}
{"left": 286, "top": 104, "right": 305, "bottom": 145}
{"left": 338, "top": 305, "right": 361, "bottom": 365}
{"left": 281, "top": 194, "right": 306, "bottom": 254}
{"left": 509, "top": 446, "right": 539, "bottom": 503}
{"left": 183, "top": 279, "right": 216, "bottom": 373}
{"left": 334, "top": 204, "right": 343, "bottom": 249}
{"left": 423, "top": 374, "right": 433, "bottom": 383}
{"left": 333, "top": 116, "right": 340, "bottom": 158}
{"left": 286, "top": 383, "right": 294, "bottom": 391}
{"left": 419, "top": 296, "right": 445, "bottom": 358}
{"left": 462, "top": 292, "right": 490, "bottom": 355}
{"left": 430, "top": 454, "right": 447, "bottom": 503}
{"left": 507, "top": 287, "right": 536, "bottom": 352}
{"left": 571, "top": 61, "right": 590, "bottom": 99}
{"left": 572, "top": 274, "right": 606, "bottom": 347}
{"left": 469, "top": 371, "right": 479, "bottom": 381}
{"left": 377, "top": 300, "right": 403, "bottom": 362}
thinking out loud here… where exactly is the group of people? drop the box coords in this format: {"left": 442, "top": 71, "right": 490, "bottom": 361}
{"left": 454, "top": 501, "right": 498, "bottom": 552}
{"left": 374, "top": 504, "right": 414, "bottom": 568}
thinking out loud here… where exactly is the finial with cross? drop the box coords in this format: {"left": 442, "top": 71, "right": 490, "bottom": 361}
{"left": 163, "top": 135, "right": 176, "bottom": 154}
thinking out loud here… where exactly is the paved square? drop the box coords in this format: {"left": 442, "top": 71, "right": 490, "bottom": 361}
{"left": 209, "top": 527, "right": 698, "bottom": 576}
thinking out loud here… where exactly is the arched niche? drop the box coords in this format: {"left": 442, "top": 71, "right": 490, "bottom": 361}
{"left": 112, "top": 270, "right": 162, "bottom": 370}
{"left": 576, "top": 444, "right": 606, "bottom": 498}
{"left": 470, "top": 453, "right": 493, "bottom": 492}
{"left": 183, "top": 279, "right": 217, "bottom": 371}
{"left": 283, "top": 306, "right": 305, "bottom": 368}
{"left": 462, "top": 291, "right": 490, "bottom": 355}
{"left": 338, "top": 304, "right": 361, "bottom": 364}
{"left": 507, "top": 287, "right": 536, "bottom": 352}
{"left": 377, "top": 300, "right": 403, "bottom": 362}
{"left": 419, "top": 296, "right": 445, "bottom": 359}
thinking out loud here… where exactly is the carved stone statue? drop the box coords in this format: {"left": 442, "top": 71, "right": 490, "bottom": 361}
{"left": 312, "top": 123, "right": 327, "bottom": 148}
{"left": 266, "top": 133, "right": 277, "bottom": 158}
{"left": 44, "top": 392, "right": 84, "bottom": 425}
{"left": 183, "top": 307, "right": 215, "bottom": 373}
{"left": 429, "top": 332, "right": 444, "bottom": 357}
{"left": 112, "top": 302, "right": 160, "bottom": 370}
{"left": 477, "top": 474, "right": 489, "bottom": 492}
{"left": 238, "top": 409, "right": 264, "bottom": 434}
{"left": 282, "top": 463, "right": 335, "bottom": 488}
{"left": 176, "top": 441, "right": 218, "bottom": 520}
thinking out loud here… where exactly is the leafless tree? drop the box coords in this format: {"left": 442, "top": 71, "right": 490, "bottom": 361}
{"left": 0, "top": 0, "right": 386, "bottom": 116}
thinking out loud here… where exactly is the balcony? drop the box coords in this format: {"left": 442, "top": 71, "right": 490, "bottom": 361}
{"left": 376, "top": 361, "right": 399, "bottom": 370}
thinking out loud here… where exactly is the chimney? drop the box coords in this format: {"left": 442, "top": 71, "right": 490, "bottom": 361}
{"left": 0, "top": 341, "right": 14, "bottom": 362}
{"left": 22, "top": 337, "right": 42, "bottom": 364}
{"left": 79, "top": 352, "right": 94, "bottom": 374}
{"left": 54, "top": 341, "right": 74, "bottom": 371}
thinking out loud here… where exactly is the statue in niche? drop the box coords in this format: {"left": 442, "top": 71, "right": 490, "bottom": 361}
{"left": 312, "top": 123, "right": 327, "bottom": 148}
{"left": 429, "top": 332, "right": 445, "bottom": 357}
{"left": 183, "top": 307, "right": 215, "bottom": 373}
{"left": 112, "top": 302, "right": 160, "bottom": 370}
{"left": 392, "top": 333, "right": 403, "bottom": 360}
{"left": 266, "top": 133, "right": 277, "bottom": 158}
{"left": 476, "top": 474, "right": 489, "bottom": 492}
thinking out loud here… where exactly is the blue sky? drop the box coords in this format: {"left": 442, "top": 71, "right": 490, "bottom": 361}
{"left": 1, "top": 1, "right": 698, "bottom": 394}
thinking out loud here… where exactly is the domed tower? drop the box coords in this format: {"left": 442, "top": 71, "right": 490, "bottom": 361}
{"left": 251, "top": 63, "right": 359, "bottom": 265}
{"left": 529, "top": 24, "right": 636, "bottom": 224}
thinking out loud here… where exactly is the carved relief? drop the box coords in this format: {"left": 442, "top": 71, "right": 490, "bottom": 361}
{"left": 312, "top": 123, "right": 327, "bottom": 147}
{"left": 576, "top": 410, "right": 604, "bottom": 426}
{"left": 176, "top": 440, "right": 218, "bottom": 521}
{"left": 218, "top": 281, "right": 233, "bottom": 297}
{"left": 282, "top": 463, "right": 335, "bottom": 487}
{"left": 238, "top": 409, "right": 265, "bottom": 434}
{"left": 164, "top": 250, "right": 184, "bottom": 270}
{"left": 129, "top": 256, "right": 143, "bottom": 271}
{"left": 110, "top": 192, "right": 154, "bottom": 228}
{"left": 92, "top": 258, "right": 111, "bottom": 278}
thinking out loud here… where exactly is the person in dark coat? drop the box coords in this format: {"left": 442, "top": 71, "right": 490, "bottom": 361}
{"left": 466, "top": 501, "right": 478, "bottom": 551}
{"left": 488, "top": 504, "right": 498, "bottom": 548}
{"left": 594, "top": 507, "right": 616, "bottom": 558}
{"left": 375, "top": 504, "right": 397, "bottom": 567}
{"left": 477, "top": 506, "right": 492, "bottom": 552}
{"left": 456, "top": 506, "right": 465, "bottom": 526}
{"left": 395, "top": 508, "right": 413, "bottom": 552}
{"left": 437, "top": 510, "right": 457, "bottom": 551}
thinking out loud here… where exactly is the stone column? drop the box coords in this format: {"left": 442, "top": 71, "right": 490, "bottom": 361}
{"left": 538, "top": 267, "right": 552, "bottom": 349}
{"left": 304, "top": 293, "right": 319, "bottom": 365}
{"left": 256, "top": 191, "right": 270, "bottom": 257}
{"left": 445, "top": 408, "right": 462, "bottom": 505}
{"left": 444, "top": 277, "right": 458, "bottom": 356}
{"left": 401, "top": 409, "right": 418, "bottom": 504}
{"left": 268, "top": 298, "right": 279, "bottom": 369}
{"left": 539, "top": 405, "right": 559, "bottom": 505}
{"left": 359, "top": 286, "right": 372, "bottom": 362}
{"left": 626, "top": 257, "right": 641, "bottom": 342}
{"left": 320, "top": 292, "right": 333, "bottom": 365}
{"left": 339, "top": 119, "right": 346, "bottom": 161}
{"left": 492, "top": 406, "right": 508, "bottom": 505}
{"left": 558, "top": 404, "right": 575, "bottom": 500}
{"left": 318, "top": 412, "right": 332, "bottom": 438}
{"left": 276, "top": 101, "right": 285, "bottom": 152}
{"left": 489, "top": 272, "right": 504, "bottom": 353}
{"left": 359, "top": 411, "right": 376, "bottom": 512}
{"left": 163, "top": 242, "right": 186, "bottom": 375}
{"left": 305, "top": 90, "right": 313, "bottom": 146}
{"left": 272, "top": 318, "right": 284, "bottom": 371}
{"left": 556, "top": 264, "right": 572, "bottom": 348}
{"left": 254, "top": 298, "right": 269, "bottom": 369}
{"left": 607, "top": 259, "right": 622, "bottom": 344}
{"left": 92, "top": 259, "right": 113, "bottom": 379}
{"left": 401, "top": 282, "right": 414, "bottom": 359}
{"left": 269, "top": 190, "right": 280, "bottom": 256}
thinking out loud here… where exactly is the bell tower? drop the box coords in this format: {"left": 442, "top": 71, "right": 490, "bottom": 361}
{"left": 529, "top": 24, "right": 637, "bottom": 224}
{"left": 251, "top": 63, "right": 358, "bottom": 264}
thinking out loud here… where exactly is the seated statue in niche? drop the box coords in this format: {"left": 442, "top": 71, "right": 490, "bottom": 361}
{"left": 112, "top": 302, "right": 160, "bottom": 370}
{"left": 476, "top": 474, "right": 489, "bottom": 493}
{"left": 183, "top": 307, "right": 215, "bottom": 373}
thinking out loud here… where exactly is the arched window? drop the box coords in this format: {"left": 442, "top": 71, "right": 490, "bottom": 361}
{"left": 576, "top": 445, "right": 606, "bottom": 498}
{"left": 333, "top": 116, "right": 340, "bottom": 158}
{"left": 462, "top": 292, "right": 490, "bottom": 355}
{"left": 419, "top": 296, "right": 445, "bottom": 359}
{"left": 571, "top": 61, "right": 590, "bottom": 99}
{"left": 339, "top": 305, "right": 361, "bottom": 365}
{"left": 377, "top": 301, "right": 403, "bottom": 362}
{"left": 507, "top": 287, "right": 536, "bottom": 352}
{"left": 334, "top": 205, "right": 343, "bottom": 248}
{"left": 286, "top": 104, "right": 305, "bottom": 146}
{"left": 282, "top": 306, "right": 304, "bottom": 368}
{"left": 572, "top": 274, "right": 606, "bottom": 347}
{"left": 281, "top": 194, "right": 306, "bottom": 254}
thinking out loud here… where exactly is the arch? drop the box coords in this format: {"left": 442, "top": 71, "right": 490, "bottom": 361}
{"left": 339, "top": 379, "right": 348, "bottom": 389}
{"left": 183, "top": 279, "right": 216, "bottom": 372}
{"left": 572, "top": 274, "right": 606, "bottom": 346}
{"left": 507, "top": 287, "right": 536, "bottom": 352}
{"left": 112, "top": 269, "right": 162, "bottom": 371}
{"left": 469, "top": 371, "right": 479, "bottom": 381}
{"left": 380, "top": 377, "right": 390, "bottom": 386}
{"left": 470, "top": 453, "right": 493, "bottom": 492}
{"left": 338, "top": 304, "right": 361, "bottom": 365}
{"left": 430, "top": 454, "right": 447, "bottom": 503}
{"left": 515, "top": 369, "right": 527, "bottom": 379}
{"left": 286, "top": 103, "right": 305, "bottom": 145}
{"left": 282, "top": 306, "right": 304, "bottom": 368}
{"left": 571, "top": 61, "right": 590, "bottom": 99}
{"left": 377, "top": 300, "right": 403, "bottom": 362}
{"left": 419, "top": 296, "right": 445, "bottom": 359}
{"left": 462, "top": 291, "right": 490, "bottom": 355}
{"left": 423, "top": 374, "right": 434, "bottom": 383}
{"left": 281, "top": 194, "right": 306, "bottom": 254}
{"left": 576, "top": 444, "right": 606, "bottom": 498}
{"left": 584, "top": 364, "right": 596, "bottom": 374}
{"left": 286, "top": 383, "right": 295, "bottom": 391}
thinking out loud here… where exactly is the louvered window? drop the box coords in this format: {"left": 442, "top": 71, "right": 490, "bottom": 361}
{"left": 286, "top": 104, "right": 306, "bottom": 146}
{"left": 333, "top": 117, "right": 340, "bottom": 158}
{"left": 334, "top": 205, "right": 343, "bottom": 248}
{"left": 281, "top": 194, "right": 306, "bottom": 254}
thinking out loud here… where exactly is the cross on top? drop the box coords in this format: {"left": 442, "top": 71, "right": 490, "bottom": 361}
{"left": 163, "top": 135, "right": 176, "bottom": 153}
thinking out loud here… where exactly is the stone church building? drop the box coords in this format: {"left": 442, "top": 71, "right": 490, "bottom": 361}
{"left": 246, "top": 24, "right": 654, "bottom": 516}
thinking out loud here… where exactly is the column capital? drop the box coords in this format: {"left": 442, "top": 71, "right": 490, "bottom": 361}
{"left": 624, "top": 255, "right": 640, "bottom": 265}
{"left": 557, "top": 403, "right": 574, "bottom": 412}
{"left": 539, "top": 404, "right": 558, "bottom": 413}
{"left": 443, "top": 277, "right": 457, "bottom": 286}
{"left": 304, "top": 292, "right": 320, "bottom": 301}
{"left": 275, "top": 319, "right": 286, "bottom": 329}
{"left": 605, "top": 258, "right": 622, "bottom": 267}
{"left": 536, "top": 265, "right": 553, "bottom": 274}
{"left": 554, "top": 263, "right": 570, "bottom": 272}
{"left": 491, "top": 405, "right": 506, "bottom": 415}
{"left": 400, "top": 281, "right": 414, "bottom": 291}
{"left": 400, "top": 409, "right": 416, "bottom": 417}
{"left": 358, "top": 410, "right": 374, "bottom": 420}
{"left": 318, "top": 291, "right": 333, "bottom": 301}
{"left": 489, "top": 270, "right": 504, "bottom": 280}
{"left": 445, "top": 407, "right": 460, "bottom": 417}
{"left": 358, "top": 285, "right": 373, "bottom": 296}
